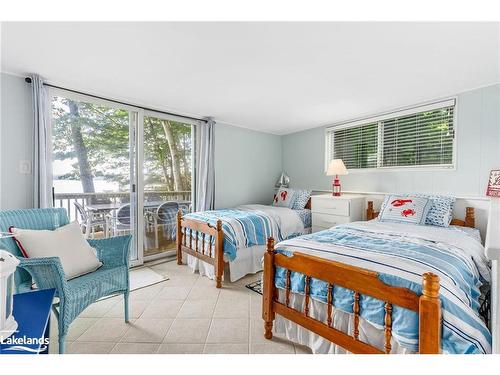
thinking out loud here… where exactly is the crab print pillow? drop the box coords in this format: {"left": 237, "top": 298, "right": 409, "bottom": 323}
{"left": 378, "top": 195, "right": 432, "bottom": 225}
{"left": 272, "top": 188, "right": 297, "bottom": 208}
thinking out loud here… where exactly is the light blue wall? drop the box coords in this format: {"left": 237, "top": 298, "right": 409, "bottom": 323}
{"left": 214, "top": 122, "right": 282, "bottom": 208}
{"left": 282, "top": 84, "right": 500, "bottom": 197}
{"left": 0, "top": 73, "right": 33, "bottom": 209}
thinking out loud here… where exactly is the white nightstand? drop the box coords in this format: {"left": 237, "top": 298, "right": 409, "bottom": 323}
{"left": 311, "top": 194, "right": 366, "bottom": 232}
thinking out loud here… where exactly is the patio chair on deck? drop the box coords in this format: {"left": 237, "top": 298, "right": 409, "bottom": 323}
{"left": 74, "top": 201, "right": 107, "bottom": 239}
{"left": 145, "top": 201, "right": 179, "bottom": 249}
{"left": 107, "top": 203, "right": 132, "bottom": 237}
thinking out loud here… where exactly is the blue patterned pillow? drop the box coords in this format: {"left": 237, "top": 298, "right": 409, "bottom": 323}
{"left": 378, "top": 195, "right": 432, "bottom": 225}
{"left": 421, "top": 194, "right": 456, "bottom": 227}
{"left": 291, "top": 189, "right": 312, "bottom": 210}
{"left": 379, "top": 193, "right": 455, "bottom": 227}
{"left": 295, "top": 209, "right": 312, "bottom": 228}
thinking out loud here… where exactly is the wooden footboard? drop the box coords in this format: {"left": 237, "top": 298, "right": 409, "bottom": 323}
{"left": 176, "top": 211, "right": 225, "bottom": 288}
{"left": 262, "top": 238, "right": 442, "bottom": 354}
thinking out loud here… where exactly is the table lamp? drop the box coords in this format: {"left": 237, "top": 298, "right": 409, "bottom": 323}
{"left": 326, "top": 159, "right": 348, "bottom": 196}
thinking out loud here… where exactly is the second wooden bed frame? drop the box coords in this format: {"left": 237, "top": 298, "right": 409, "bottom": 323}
{"left": 176, "top": 197, "right": 312, "bottom": 288}
{"left": 263, "top": 202, "right": 476, "bottom": 354}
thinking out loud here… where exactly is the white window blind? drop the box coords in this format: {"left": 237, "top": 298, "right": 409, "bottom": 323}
{"left": 326, "top": 99, "right": 456, "bottom": 170}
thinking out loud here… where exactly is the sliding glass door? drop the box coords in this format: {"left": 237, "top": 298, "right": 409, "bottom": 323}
{"left": 49, "top": 89, "right": 195, "bottom": 266}
{"left": 50, "top": 91, "right": 140, "bottom": 264}
{"left": 140, "top": 111, "right": 194, "bottom": 261}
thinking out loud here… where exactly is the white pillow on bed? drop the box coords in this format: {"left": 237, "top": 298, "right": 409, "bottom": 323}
{"left": 378, "top": 195, "right": 432, "bottom": 225}
{"left": 10, "top": 221, "right": 103, "bottom": 280}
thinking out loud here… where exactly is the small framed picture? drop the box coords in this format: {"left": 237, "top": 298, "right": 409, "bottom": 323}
{"left": 486, "top": 170, "right": 500, "bottom": 197}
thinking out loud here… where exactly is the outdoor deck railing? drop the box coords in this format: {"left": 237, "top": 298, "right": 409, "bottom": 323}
{"left": 54, "top": 190, "right": 192, "bottom": 221}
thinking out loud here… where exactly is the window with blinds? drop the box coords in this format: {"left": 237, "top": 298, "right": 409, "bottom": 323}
{"left": 325, "top": 99, "right": 456, "bottom": 170}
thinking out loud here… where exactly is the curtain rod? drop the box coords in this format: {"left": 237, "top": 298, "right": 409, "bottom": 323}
{"left": 24, "top": 77, "right": 208, "bottom": 123}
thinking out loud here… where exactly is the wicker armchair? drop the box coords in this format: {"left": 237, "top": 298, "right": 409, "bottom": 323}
{"left": 0, "top": 208, "right": 131, "bottom": 354}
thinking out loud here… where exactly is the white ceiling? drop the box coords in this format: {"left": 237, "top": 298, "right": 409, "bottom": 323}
{"left": 2, "top": 22, "right": 499, "bottom": 134}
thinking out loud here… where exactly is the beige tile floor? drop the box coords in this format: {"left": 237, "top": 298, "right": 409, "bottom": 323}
{"left": 49, "top": 260, "right": 312, "bottom": 354}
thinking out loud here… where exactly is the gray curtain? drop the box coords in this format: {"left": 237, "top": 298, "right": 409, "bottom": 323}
{"left": 195, "top": 118, "right": 215, "bottom": 211}
{"left": 30, "top": 74, "right": 53, "bottom": 208}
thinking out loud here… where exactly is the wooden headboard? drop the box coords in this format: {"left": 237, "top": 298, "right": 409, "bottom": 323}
{"left": 366, "top": 201, "right": 476, "bottom": 228}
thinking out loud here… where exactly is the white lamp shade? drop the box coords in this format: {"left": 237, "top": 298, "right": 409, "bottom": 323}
{"left": 326, "top": 159, "right": 348, "bottom": 176}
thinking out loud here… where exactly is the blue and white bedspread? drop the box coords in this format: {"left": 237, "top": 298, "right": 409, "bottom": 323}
{"left": 184, "top": 204, "right": 306, "bottom": 261}
{"left": 274, "top": 221, "right": 491, "bottom": 354}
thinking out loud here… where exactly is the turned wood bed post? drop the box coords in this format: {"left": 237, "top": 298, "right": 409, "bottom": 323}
{"left": 418, "top": 272, "right": 441, "bottom": 354}
{"left": 215, "top": 219, "right": 224, "bottom": 288}
{"left": 465, "top": 207, "right": 475, "bottom": 228}
{"left": 263, "top": 237, "right": 276, "bottom": 339}
{"left": 366, "top": 201, "right": 375, "bottom": 220}
{"left": 176, "top": 210, "right": 183, "bottom": 265}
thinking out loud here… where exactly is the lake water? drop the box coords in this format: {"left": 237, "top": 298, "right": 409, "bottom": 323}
{"left": 53, "top": 179, "right": 121, "bottom": 194}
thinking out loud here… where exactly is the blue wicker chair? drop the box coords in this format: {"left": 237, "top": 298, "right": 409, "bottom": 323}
{"left": 0, "top": 208, "right": 131, "bottom": 354}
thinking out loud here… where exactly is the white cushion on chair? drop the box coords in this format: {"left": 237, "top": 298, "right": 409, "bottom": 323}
{"left": 10, "top": 221, "right": 103, "bottom": 280}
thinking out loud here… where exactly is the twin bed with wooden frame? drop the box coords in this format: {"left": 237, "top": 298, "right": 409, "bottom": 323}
{"left": 177, "top": 200, "right": 484, "bottom": 354}
{"left": 176, "top": 198, "right": 312, "bottom": 288}
{"left": 176, "top": 212, "right": 225, "bottom": 287}
{"left": 263, "top": 202, "right": 479, "bottom": 354}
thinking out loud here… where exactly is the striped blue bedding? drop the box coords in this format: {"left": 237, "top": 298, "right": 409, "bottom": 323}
{"left": 184, "top": 205, "right": 306, "bottom": 261}
{"left": 274, "top": 221, "right": 491, "bottom": 354}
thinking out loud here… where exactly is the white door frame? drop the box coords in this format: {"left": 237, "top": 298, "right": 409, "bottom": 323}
{"left": 130, "top": 109, "right": 145, "bottom": 267}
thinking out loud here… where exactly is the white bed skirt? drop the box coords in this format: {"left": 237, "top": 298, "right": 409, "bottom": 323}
{"left": 184, "top": 227, "right": 312, "bottom": 283}
{"left": 186, "top": 244, "right": 267, "bottom": 282}
{"left": 273, "top": 289, "right": 414, "bottom": 354}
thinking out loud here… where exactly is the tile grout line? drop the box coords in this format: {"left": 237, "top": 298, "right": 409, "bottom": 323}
{"left": 247, "top": 289, "right": 251, "bottom": 354}
{"left": 203, "top": 283, "right": 219, "bottom": 354}
{"left": 159, "top": 277, "right": 197, "bottom": 347}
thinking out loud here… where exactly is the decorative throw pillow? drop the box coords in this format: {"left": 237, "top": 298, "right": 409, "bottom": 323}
{"left": 378, "top": 195, "right": 432, "bottom": 225}
{"left": 291, "top": 189, "right": 312, "bottom": 210}
{"left": 379, "top": 193, "right": 455, "bottom": 227}
{"left": 272, "top": 187, "right": 297, "bottom": 208}
{"left": 9, "top": 221, "right": 103, "bottom": 280}
{"left": 420, "top": 194, "right": 456, "bottom": 227}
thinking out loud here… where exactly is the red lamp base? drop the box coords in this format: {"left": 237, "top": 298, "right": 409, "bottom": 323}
{"left": 332, "top": 175, "right": 341, "bottom": 196}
